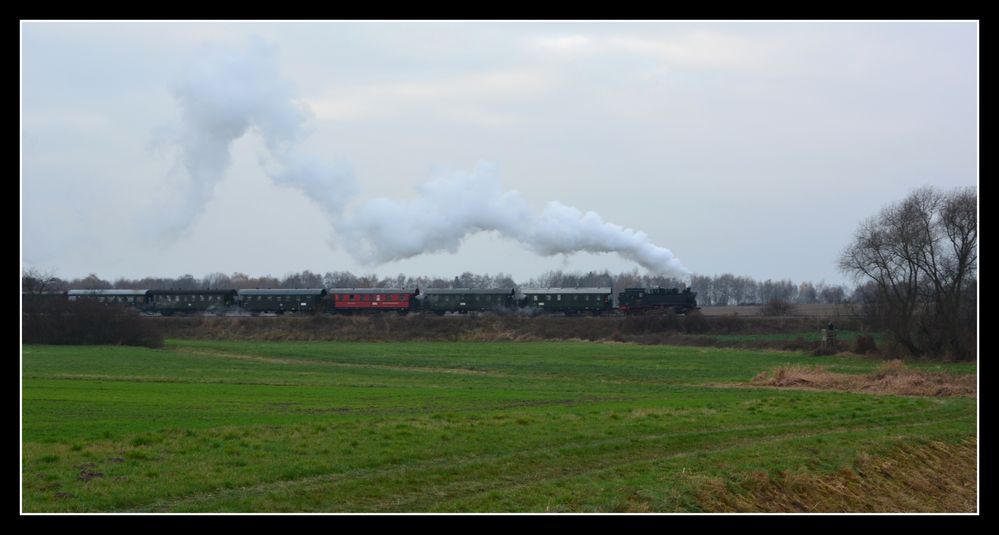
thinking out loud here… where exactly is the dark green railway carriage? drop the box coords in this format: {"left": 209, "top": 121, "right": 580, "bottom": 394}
{"left": 237, "top": 288, "right": 328, "bottom": 314}
{"left": 419, "top": 288, "right": 516, "bottom": 314}
{"left": 518, "top": 287, "right": 613, "bottom": 315}
{"left": 67, "top": 289, "right": 151, "bottom": 308}
{"left": 148, "top": 289, "right": 237, "bottom": 316}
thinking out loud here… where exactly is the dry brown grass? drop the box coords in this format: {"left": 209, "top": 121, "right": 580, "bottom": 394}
{"left": 697, "top": 438, "right": 977, "bottom": 512}
{"left": 750, "top": 360, "right": 976, "bottom": 397}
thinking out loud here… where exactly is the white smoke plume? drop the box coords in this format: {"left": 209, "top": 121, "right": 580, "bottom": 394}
{"left": 155, "top": 38, "right": 357, "bottom": 235}
{"left": 158, "top": 40, "right": 687, "bottom": 276}
{"left": 339, "top": 162, "right": 690, "bottom": 277}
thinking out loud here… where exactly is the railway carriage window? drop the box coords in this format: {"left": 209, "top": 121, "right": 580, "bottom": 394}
{"left": 546, "top": 295, "right": 551, "bottom": 301}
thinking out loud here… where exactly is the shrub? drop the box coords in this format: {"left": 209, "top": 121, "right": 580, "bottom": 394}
{"left": 761, "top": 298, "right": 797, "bottom": 317}
{"left": 853, "top": 335, "right": 878, "bottom": 355}
{"left": 22, "top": 300, "right": 163, "bottom": 348}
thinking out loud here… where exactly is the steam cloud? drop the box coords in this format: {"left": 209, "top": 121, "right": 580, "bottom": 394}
{"left": 340, "top": 162, "right": 689, "bottom": 276}
{"left": 157, "top": 38, "right": 357, "bottom": 235}
{"left": 160, "top": 40, "right": 688, "bottom": 277}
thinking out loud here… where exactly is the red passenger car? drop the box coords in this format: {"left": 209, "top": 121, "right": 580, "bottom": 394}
{"left": 328, "top": 288, "right": 420, "bottom": 314}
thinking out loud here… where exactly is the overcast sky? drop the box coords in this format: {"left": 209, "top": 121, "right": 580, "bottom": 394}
{"left": 20, "top": 21, "right": 978, "bottom": 286}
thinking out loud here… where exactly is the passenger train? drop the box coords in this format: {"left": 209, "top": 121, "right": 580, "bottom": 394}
{"left": 46, "top": 286, "right": 699, "bottom": 316}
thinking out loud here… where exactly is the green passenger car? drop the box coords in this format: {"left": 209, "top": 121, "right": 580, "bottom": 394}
{"left": 149, "top": 289, "right": 237, "bottom": 316}
{"left": 237, "top": 288, "right": 328, "bottom": 315}
{"left": 418, "top": 288, "right": 516, "bottom": 314}
{"left": 518, "top": 287, "right": 613, "bottom": 315}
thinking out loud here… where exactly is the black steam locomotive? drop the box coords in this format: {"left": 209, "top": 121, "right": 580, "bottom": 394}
{"left": 617, "top": 287, "right": 700, "bottom": 315}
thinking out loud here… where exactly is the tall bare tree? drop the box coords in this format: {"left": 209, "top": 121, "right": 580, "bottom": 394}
{"left": 840, "top": 186, "right": 977, "bottom": 359}
{"left": 22, "top": 268, "right": 64, "bottom": 294}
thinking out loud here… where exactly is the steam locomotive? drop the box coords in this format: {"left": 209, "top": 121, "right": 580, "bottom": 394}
{"left": 53, "top": 286, "right": 698, "bottom": 316}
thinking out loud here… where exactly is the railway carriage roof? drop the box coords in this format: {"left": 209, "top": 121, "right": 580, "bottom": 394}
{"left": 148, "top": 289, "right": 237, "bottom": 295}
{"left": 519, "top": 288, "right": 612, "bottom": 295}
{"left": 67, "top": 289, "right": 151, "bottom": 296}
{"left": 420, "top": 288, "right": 515, "bottom": 295}
{"left": 237, "top": 288, "right": 328, "bottom": 296}
{"left": 326, "top": 288, "right": 418, "bottom": 294}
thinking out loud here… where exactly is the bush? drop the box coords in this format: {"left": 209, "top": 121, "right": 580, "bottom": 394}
{"left": 853, "top": 335, "right": 878, "bottom": 355}
{"left": 683, "top": 310, "right": 710, "bottom": 333}
{"left": 761, "top": 298, "right": 797, "bottom": 316}
{"left": 22, "top": 300, "right": 163, "bottom": 348}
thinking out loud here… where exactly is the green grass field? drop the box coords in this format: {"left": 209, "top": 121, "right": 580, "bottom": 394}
{"left": 21, "top": 340, "right": 977, "bottom": 512}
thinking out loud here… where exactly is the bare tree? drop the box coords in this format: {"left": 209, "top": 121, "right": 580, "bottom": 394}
{"left": 202, "top": 272, "right": 232, "bottom": 289}
{"left": 797, "top": 282, "right": 818, "bottom": 304}
{"left": 840, "top": 186, "right": 977, "bottom": 359}
{"left": 22, "top": 268, "right": 64, "bottom": 294}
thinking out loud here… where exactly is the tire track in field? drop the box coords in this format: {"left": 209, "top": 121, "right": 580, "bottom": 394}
{"left": 174, "top": 347, "right": 502, "bottom": 377}
{"left": 127, "top": 411, "right": 972, "bottom": 512}
{"left": 372, "top": 415, "right": 976, "bottom": 512}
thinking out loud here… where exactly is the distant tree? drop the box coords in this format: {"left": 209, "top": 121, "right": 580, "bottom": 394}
{"left": 819, "top": 285, "right": 846, "bottom": 304}
{"left": 75, "top": 273, "right": 112, "bottom": 289}
{"left": 229, "top": 272, "right": 252, "bottom": 289}
{"left": 22, "top": 268, "right": 63, "bottom": 294}
{"left": 761, "top": 297, "right": 797, "bottom": 316}
{"left": 759, "top": 279, "right": 796, "bottom": 304}
{"left": 839, "top": 186, "right": 977, "bottom": 359}
{"left": 202, "top": 272, "right": 232, "bottom": 289}
{"left": 798, "top": 282, "right": 818, "bottom": 304}
{"left": 494, "top": 272, "right": 517, "bottom": 289}
{"left": 689, "top": 274, "right": 713, "bottom": 305}
{"left": 325, "top": 271, "right": 359, "bottom": 288}
{"left": 174, "top": 274, "right": 199, "bottom": 290}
